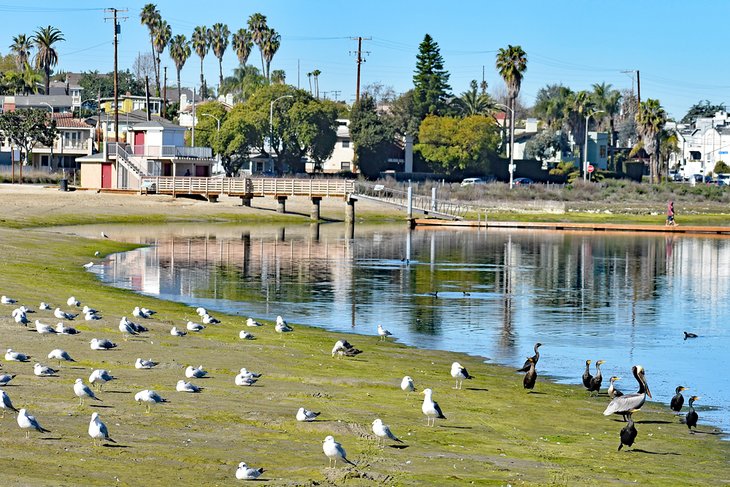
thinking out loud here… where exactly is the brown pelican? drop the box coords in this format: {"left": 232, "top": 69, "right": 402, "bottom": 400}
{"left": 603, "top": 365, "right": 651, "bottom": 420}
{"left": 607, "top": 376, "right": 623, "bottom": 399}
{"left": 517, "top": 343, "right": 542, "bottom": 372}
{"left": 686, "top": 396, "right": 700, "bottom": 433}
{"left": 523, "top": 357, "right": 537, "bottom": 391}
{"left": 588, "top": 360, "right": 605, "bottom": 395}
{"left": 670, "top": 386, "right": 687, "bottom": 412}
{"left": 582, "top": 360, "right": 593, "bottom": 390}
{"left": 618, "top": 412, "right": 637, "bottom": 451}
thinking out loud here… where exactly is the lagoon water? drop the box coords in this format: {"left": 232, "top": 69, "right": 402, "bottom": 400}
{"left": 71, "top": 222, "right": 729, "bottom": 433}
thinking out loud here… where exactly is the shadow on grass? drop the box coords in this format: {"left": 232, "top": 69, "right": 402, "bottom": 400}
{"left": 465, "top": 387, "right": 489, "bottom": 392}
{"left": 388, "top": 444, "right": 409, "bottom": 449}
{"left": 527, "top": 391, "right": 547, "bottom": 395}
{"left": 692, "top": 429, "right": 723, "bottom": 436}
{"left": 104, "top": 390, "right": 132, "bottom": 394}
{"left": 637, "top": 420, "right": 672, "bottom": 425}
{"left": 90, "top": 404, "right": 114, "bottom": 408}
{"left": 439, "top": 425, "right": 473, "bottom": 430}
{"left": 103, "top": 443, "right": 130, "bottom": 448}
{"left": 628, "top": 448, "right": 680, "bottom": 456}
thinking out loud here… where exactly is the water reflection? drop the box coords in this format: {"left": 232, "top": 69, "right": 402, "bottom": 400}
{"left": 60, "top": 222, "right": 730, "bottom": 434}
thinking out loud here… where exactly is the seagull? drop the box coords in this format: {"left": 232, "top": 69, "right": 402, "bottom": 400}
{"left": 246, "top": 317, "right": 263, "bottom": 327}
{"left": 202, "top": 313, "right": 220, "bottom": 325}
{"left": 84, "top": 311, "right": 101, "bottom": 321}
{"left": 275, "top": 316, "right": 292, "bottom": 335}
{"left": 1, "top": 296, "right": 17, "bottom": 305}
{"left": 134, "top": 389, "right": 167, "bottom": 413}
{"left": 101, "top": 231, "right": 109, "bottom": 238}
{"left": 176, "top": 380, "right": 202, "bottom": 393}
{"left": 296, "top": 407, "right": 320, "bottom": 422}
{"left": 323, "top": 435, "right": 355, "bottom": 467}
{"left": 55, "top": 323, "right": 79, "bottom": 335}
{"left": 33, "top": 363, "right": 58, "bottom": 377}
{"left": 66, "top": 297, "right": 80, "bottom": 307}
{"left": 39, "top": 302, "right": 51, "bottom": 311}
{"left": 237, "top": 368, "right": 261, "bottom": 380}
{"left": 18, "top": 305, "right": 34, "bottom": 314}
{"left": 94, "top": 251, "right": 100, "bottom": 257}
{"left": 0, "top": 389, "right": 19, "bottom": 417}
{"left": 118, "top": 318, "right": 139, "bottom": 339}
{"left": 372, "top": 418, "right": 404, "bottom": 446}
{"left": 0, "top": 374, "right": 17, "bottom": 387}
{"left": 234, "top": 373, "right": 258, "bottom": 387}
{"left": 422, "top": 388, "right": 447, "bottom": 426}
{"left": 239, "top": 330, "right": 255, "bottom": 340}
{"left": 82, "top": 306, "right": 99, "bottom": 315}
{"left": 196, "top": 307, "right": 207, "bottom": 317}
{"left": 5, "top": 349, "right": 30, "bottom": 362}
{"left": 135, "top": 358, "right": 158, "bottom": 370}
{"left": 170, "top": 326, "right": 187, "bottom": 337}
{"left": 54, "top": 308, "right": 77, "bottom": 320}
{"left": 451, "top": 362, "right": 474, "bottom": 389}
{"left": 185, "top": 365, "right": 207, "bottom": 379}
{"left": 17, "top": 408, "right": 50, "bottom": 438}
{"left": 132, "top": 306, "right": 151, "bottom": 319}
{"left": 235, "top": 462, "right": 264, "bottom": 481}
{"left": 90, "top": 338, "right": 117, "bottom": 351}
{"left": 74, "top": 378, "right": 102, "bottom": 405}
{"left": 401, "top": 376, "right": 416, "bottom": 395}
{"left": 89, "top": 369, "right": 115, "bottom": 391}
{"left": 331, "top": 339, "right": 363, "bottom": 358}
{"left": 187, "top": 321, "right": 205, "bottom": 332}
{"left": 12, "top": 309, "right": 29, "bottom": 326}
{"left": 89, "top": 412, "right": 115, "bottom": 446}
{"left": 35, "top": 320, "right": 57, "bottom": 335}
{"left": 83, "top": 262, "right": 94, "bottom": 269}
{"left": 47, "top": 349, "right": 75, "bottom": 365}
{"left": 377, "top": 324, "right": 393, "bottom": 341}
{"left": 141, "top": 307, "right": 156, "bottom": 316}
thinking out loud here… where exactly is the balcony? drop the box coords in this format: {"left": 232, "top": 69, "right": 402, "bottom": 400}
{"left": 108, "top": 143, "right": 213, "bottom": 159}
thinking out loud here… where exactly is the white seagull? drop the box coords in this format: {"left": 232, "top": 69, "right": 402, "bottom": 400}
{"left": 275, "top": 316, "right": 293, "bottom": 335}
{"left": 17, "top": 408, "right": 50, "bottom": 438}
{"left": 132, "top": 306, "right": 151, "bottom": 319}
{"left": 0, "top": 389, "right": 19, "bottom": 417}
{"left": 296, "top": 407, "right": 320, "bottom": 422}
{"left": 246, "top": 317, "right": 263, "bottom": 327}
{"left": 237, "top": 368, "right": 261, "bottom": 380}
{"left": 401, "top": 376, "right": 416, "bottom": 395}
{"left": 450, "top": 362, "right": 474, "bottom": 390}
{"left": 89, "top": 412, "right": 115, "bottom": 446}
{"left": 83, "top": 262, "right": 94, "bottom": 269}
{"left": 82, "top": 305, "right": 99, "bottom": 315}
{"left": 55, "top": 322, "right": 79, "bottom": 335}
{"left": 176, "top": 380, "right": 202, "bottom": 393}
{"left": 33, "top": 363, "right": 58, "bottom": 377}
{"left": 135, "top": 358, "right": 158, "bottom": 369}
{"left": 234, "top": 373, "right": 258, "bottom": 387}
{"left": 90, "top": 338, "right": 117, "bottom": 351}
{"left": 89, "top": 369, "right": 115, "bottom": 390}
{"left": 0, "top": 374, "right": 17, "bottom": 386}
{"left": 54, "top": 308, "right": 77, "bottom": 320}
{"left": 1, "top": 295, "right": 17, "bottom": 304}
{"left": 84, "top": 311, "right": 101, "bottom": 321}
{"left": 239, "top": 330, "right": 255, "bottom": 340}
{"left": 134, "top": 389, "right": 167, "bottom": 413}
{"left": 185, "top": 365, "right": 208, "bottom": 379}
{"left": 5, "top": 349, "right": 30, "bottom": 362}
{"left": 12, "top": 309, "right": 30, "bottom": 326}
{"left": 94, "top": 251, "right": 100, "bottom": 257}
{"left": 39, "top": 302, "right": 51, "bottom": 311}
{"left": 118, "top": 318, "right": 139, "bottom": 339}
{"left": 377, "top": 324, "right": 393, "bottom": 341}
{"left": 35, "top": 320, "right": 57, "bottom": 335}
{"left": 202, "top": 313, "right": 220, "bottom": 324}
{"left": 372, "top": 418, "right": 404, "bottom": 446}
{"left": 74, "top": 378, "right": 102, "bottom": 405}
{"left": 323, "top": 435, "right": 355, "bottom": 467}
{"left": 66, "top": 296, "right": 80, "bottom": 307}
{"left": 187, "top": 321, "right": 205, "bottom": 332}
{"left": 235, "top": 462, "right": 264, "bottom": 481}
{"left": 195, "top": 307, "right": 207, "bottom": 317}
{"left": 47, "top": 349, "right": 75, "bottom": 365}
{"left": 422, "top": 388, "right": 447, "bottom": 426}
{"left": 170, "top": 326, "right": 187, "bottom": 337}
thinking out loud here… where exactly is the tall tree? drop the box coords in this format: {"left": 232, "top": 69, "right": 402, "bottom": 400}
{"left": 533, "top": 84, "right": 572, "bottom": 128}
{"left": 210, "top": 23, "right": 229, "bottom": 91}
{"left": 636, "top": 98, "right": 667, "bottom": 184}
{"left": 591, "top": 82, "right": 622, "bottom": 171}
{"left": 169, "top": 34, "right": 191, "bottom": 107}
{"left": 261, "top": 28, "right": 281, "bottom": 81}
{"left": 247, "top": 13, "right": 268, "bottom": 76}
{"left": 564, "top": 90, "right": 595, "bottom": 172}
{"left": 231, "top": 27, "right": 253, "bottom": 94}
{"left": 192, "top": 26, "right": 211, "bottom": 98}
{"left": 307, "top": 72, "right": 312, "bottom": 94}
{"left": 32, "top": 26, "right": 64, "bottom": 95}
{"left": 140, "top": 4, "right": 162, "bottom": 95}
{"left": 495, "top": 44, "right": 527, "bottom": 164}
{"left": 311, "top": 69, "right": 321, "bottom": 99}
{"left": 454, "top": 80, "right": 494, "bottom": 117}
{"left": 152, "top": 20, "right": 171, "bottom": 97}
{"left": 681, "top": 100, "right": 727, "bottom": 124}
{"left": 412, "top": 34, "right": 451, "bottom": 119}
{"left": 9, "top": 34, "right": 32, "bottom": 71}
{"left": 219, "top": 65, "right": 265, "bottom": 103}
{"left": 270, "top": 69, "right": 285, "bottom": 85}
{"left": 0, "top": 108, "right": 58, "bottom": 180}
{"left": 349, "top": 95, "right": 393, "bottom": 177}
{"left": 132, "top": 52, "right": 155, "bottom": 85}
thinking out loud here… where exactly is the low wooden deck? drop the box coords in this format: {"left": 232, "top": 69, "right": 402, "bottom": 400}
{"left": 414, "top": 218, "right": 730, "bottom": 235}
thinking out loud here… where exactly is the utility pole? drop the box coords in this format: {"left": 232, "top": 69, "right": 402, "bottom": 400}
{"left": 105, "top": 8, "right": 128, "bottom": 144}
{"left": 331, "top": 90, "right": 341, "bottom": 101}
{"left": 350, "top": 37, "right": 371, "bottom": 104}
{"left": 636, "top": 69, "right": 641, "bottom": 107}
{"left": 162, "top": 66, "right": 167, "bottom": 119}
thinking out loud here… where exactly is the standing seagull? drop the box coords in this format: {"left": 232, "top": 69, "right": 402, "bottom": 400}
{"left": 450, "top": 362, "right": 474, "bottom": 389}
{"left": 377, "top": 324, "right": 393, "bottom": 341}
{"left": 275, "top": 316, "right": 293, "bottom": 335}
{"left": 0, "top": 389, "right": 19, "bottom": 417}
{"left": 322, "top": 435, "right": 356, "bottom": 467}
{"left": 686, "top": 396, "right": 700, "bottom": 433}
{"left": 17, "top": 408, "right": 50, "bottom": 438}
{"left": 134, "top": 389, "right": 168, "bottom": 413}
{"left": 47, "top": 349, "right": 75, "bottom": 365}
{"left": 89, "top": 412, "right": 115, "bottom": 446}
{"left": 517, "top": 342, "right": 542, "bottom": 372}
{"left": 670, "top": 386, "right": 688, "bottom": 413}
{"left": 235, "top": 462, "right": 264, "bottom": 480}
{"left": 296, "top": 407, "right": 320, "bottom": 422}
{"left": 372, "top": 418, "right": 404, "bottom": 446}
{"left": 401, "top": 376, "right": 416, "bottom": 396}
{"left": 608, "top": 377, "right": 624, "bottom": 399}
{"left": 618, "top": 412, "right": 638, "bottom": 451}
{"left": 89, "top": 369, "right": 115, "bottom": 391}
{"left": 74, "top": 378, "right": 102, "bottom": 405}
{"left": 421, "top": 388, "right": 446, "bottom": 426}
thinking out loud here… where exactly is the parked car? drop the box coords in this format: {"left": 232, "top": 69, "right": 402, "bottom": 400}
{"left": 460, "top": 177, "right": 487, "bottom": 187}
{"left": 514, "top": 177, "right": 534, "bottom": 186}
{"left": 669, "top": 171, "right": 682, "bottom": 182}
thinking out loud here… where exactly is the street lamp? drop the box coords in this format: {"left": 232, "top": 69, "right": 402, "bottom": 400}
{"left": 494, "top": 103, "right": 515, "bottom": 189}
{"left": 201, "top": 113, "right": 221, "bottom": 174}
{"left": 583, "top": 110, "right": 604, "bottom": 181}
{"left": 269, "top": 95, "right": 293, "bottom": 174}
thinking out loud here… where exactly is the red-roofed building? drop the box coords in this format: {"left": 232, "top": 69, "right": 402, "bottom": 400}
{"left": 28, "top": 113, "right": 96, "bottom": 171}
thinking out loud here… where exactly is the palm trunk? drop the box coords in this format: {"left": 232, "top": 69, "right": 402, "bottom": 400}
{"left": 260, "top": 50, "right": 265, "bottom": 79}
{"left": 44, "top": 67, "right": 50, "bottom": 95}
{"left": 155, "top": 54, "right": 162, "bottom": 96}
{"left": 177, "top": 69, "right": 182, "bottom": 107}
{"left": 151, "top": 36, "right": 160, "bottom": 97}
{"left": 199, "top": 57, "right": 205, "bottom": 99}
{"left": 266, "top": 60, "right": 271, "bottom": 81}
{"left": 218, "top": 57, "right": 224, "bottom": 92}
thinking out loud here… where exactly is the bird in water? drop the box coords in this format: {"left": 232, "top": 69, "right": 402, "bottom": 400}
{"left": 607, "top": 376, "right": 623, "bottom": 399}
{"left": 523, "top": 356, "right": 537, "bottom": 391}
{"left": 517, "top": 343, "right": 542, "bottom": 372}
{"left": 588, "top": 360, "right": 605, "bottom": 395}
{"left": 686, "top": 396, "right": 700, "bottom": 433}
{"left": 670, "top": 386, "right": 688, "bottom": 413}
{"left": 451, "top": 362, "right": 474, "bottom": 389}
{"left": 582, "top": 360, "right": 593, "bottom": 390}
{"left": 603, "top": 365, "right": 651, "bottom": 421}
{"left": 684, "top": 331, "right": 698, "bottom": 340}
{"left": 618, "top": 412, "right": 638, "bottom": 451}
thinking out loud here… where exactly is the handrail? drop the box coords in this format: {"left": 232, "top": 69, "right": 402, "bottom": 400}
{"left": 140, "top": 176, "right": 354, "bottom": 198}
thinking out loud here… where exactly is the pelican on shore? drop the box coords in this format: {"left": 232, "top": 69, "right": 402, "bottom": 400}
{"left": 523, "top": 356, "right": 537, "bottom": 391}
{"left": 422, "top": 388, "right": 446, "bottom": 426}
{"left": 686, "top": 396, "right": 700, "bottom": 432}
{"left": 603, "top": 365, "right": 651, "bottom": 420}
{"left": 618, "top": 412, "right": 637, "bottom": 451}
{"left": 670, "top": 386, "right": 688, "bottom": 413}
{"left": 588, "top": 360, "right": 605, "bottom": 395}
{"left": 517, "top": 342, "right": 542, "bottom": 372}
{"left": 607, "top": 376, "right": 623, "bottom": 399}
{"left": 582, "top": 360, "right": 593, "bottom": 390}
{"left": 451, "top": 362, "right": 473, "bottom": 389}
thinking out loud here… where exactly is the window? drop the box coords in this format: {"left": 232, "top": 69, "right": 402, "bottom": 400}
{"left": 599, "top": 145, "right": 607, "bottom": 158}
{"left": 41, "top": 155, "right": 50, "bottom": 166}
{"left": 340, "top": 162, "right": 351, "bottom": 171}
{"left": 342, "top": 140, "right": 350, "bottom": 148}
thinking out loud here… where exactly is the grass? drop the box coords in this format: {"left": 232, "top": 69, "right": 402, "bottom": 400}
{"left": 0, "top": 214, "right": 728, "bottom": 486}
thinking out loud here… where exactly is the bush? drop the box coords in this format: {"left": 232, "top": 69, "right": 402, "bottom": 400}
{"left": 0, "top": 169, "right": 66, "bottom": 184}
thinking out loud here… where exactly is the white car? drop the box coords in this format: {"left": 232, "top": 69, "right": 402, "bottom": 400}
{"left": 460, "top": 177, "right": 487, "bottom": 187}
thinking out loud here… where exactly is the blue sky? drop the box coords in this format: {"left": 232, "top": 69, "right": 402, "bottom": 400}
{"left": 1, "top": 0, "right": 727, "bottom": 119}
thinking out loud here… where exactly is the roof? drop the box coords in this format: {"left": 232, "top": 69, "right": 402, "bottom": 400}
{"left": 0, "top": 95, "right": 74, "bottom": 107}
{"left": 90, "top": 110, "right": 182, "bottom": 129}
{"left": 132, "top": 119, "right": 183, "bottom": 130}
{"left": 52, "top": 113, "right": 94, "bottom": 129}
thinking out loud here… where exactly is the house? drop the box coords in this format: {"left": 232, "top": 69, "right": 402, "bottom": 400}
{"left": 671, "top": 111, "right": 730, "bottom": 179}
{"left": 100, "top": 93, "right": 163, "bottom": 117}
{"left": 305, "top": 119, "right": 355, "bottom": 173}
{"left": 0, "top": 95, "right": 76, "bottom": 114}
{"left": 47, "top": 75, "right": 84, "bottom": 108}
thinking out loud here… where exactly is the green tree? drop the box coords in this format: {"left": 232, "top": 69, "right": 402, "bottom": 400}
{"left": 247, "top": 13, "right": 268, "bottom": 76}
{"left": 681, "top": 100, "right": 726, "bottom": 124}
{"left": 211, "top": 104, "right": 256, "bottom": 176}
{"left": 591, "top": 82, "right": 622, "bottom": 170}
{"left": 415, "top": 115, "right": 500, "bottom": 174}
{"left": 386, "top": 89, "right": 420, "bottom": 137}
{"left": 533, "top": 84, "right": 572, "bottom": 128}
{"left": 454, "top": 80, "right": 494, "bottom": 117}
{"left": 289, "top": 98, "right": 339, "bottom": 172}
{"left": 32, "top": 26, "right": 64, "bottom": 94}
{"left": 220, "top": 65, "right": 266, "bottom": 103}
{"left": 350, "top": 94, "right": 393, "bottom": 178}
{"left": 9, "top": 34, "right": 32, "bottom": 71}
{"left": 261, "top": 28, "right": 281, "bottom": 81}
{"left": 192, "top": 26, "right": 211, "bottom": 98}
{"left": 412, "top": 34, "right": 451, "bottom": 119}
{"left": 232, "top": 28, "right": 253, "bottom": 70}
{"left": 495, "top": 44, "right": 527, "bottom": 167}
{"left": 270, "top": 69, "right": 285, "bottom": 85}
{"left": 191, "top": 101, "right": 227, "bottom": 148}
{"left": 0, "top": 108, "right": 58, "bottom": 180}
{"left": 152, "top": 20, "right": 171, "bottom": 96}
{"left": 636, "top": 98, "right": 667, "bottom": 184}
{"left": 564, "top": 90, "right": 595, "bottom": 170}
{"left": 210, "top": 23, "right": 229, "bottom": 90}
{"left": 311, "top": 69, "right": 321, "bottom": 98}
{"left": 140, "top": 4, "right": 162, "bottom": 95}
{"left": 169, "top": 34, "right": 191, "bottom": 107}
{"left": 713, "top": 160, "right": 730, "bottom": 175}
{"left": 78, "top": 70, "right": 145, "bottom": 99}
{"left": 524, "top": 129, "right": 567, "bottom": 166}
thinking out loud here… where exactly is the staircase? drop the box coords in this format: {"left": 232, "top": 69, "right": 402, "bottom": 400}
{"left": 110, "top": 144, "right": 147, "bottom": 186}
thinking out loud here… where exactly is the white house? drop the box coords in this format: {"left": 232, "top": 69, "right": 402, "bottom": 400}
{"left": 305, "top": 119, "right": 355, "bottom": 173}
{"left": 672, "top": 111, "right": 730, "bottom": 178}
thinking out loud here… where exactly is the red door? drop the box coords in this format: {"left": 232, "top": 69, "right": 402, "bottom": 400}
{"left": 134, "top": 131, "right": 145, "bottom": 155}
{"left": 101, "top": 163, "right": 112, "bottom": 189}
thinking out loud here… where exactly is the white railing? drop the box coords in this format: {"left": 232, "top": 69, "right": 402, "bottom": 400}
{"left": 120, "top": 144, "right": 213, "bottom": 159}
{"left": 140, "top": 177, "right": 354, "bottom": 198}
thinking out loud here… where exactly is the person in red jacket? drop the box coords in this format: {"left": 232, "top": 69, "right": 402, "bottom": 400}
{"left": 666, "top": 200, "right": 677, "bottom": 226}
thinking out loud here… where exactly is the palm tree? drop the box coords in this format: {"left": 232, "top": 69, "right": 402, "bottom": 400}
{"left": 307, "top": 72, "right": 312, "bottom": 94}
{"left": 565, "top": 90, "right": 595, "bottom": 171}
{"left": 260, "top": 28, "right": 281, "bottom": 81}
{"left": 271, "top": 69, "right": 285, "bottom": 85}
{"left": 455, "top": 80, "right": 494, "bottom": 116}
{"left": 311, "top": 69, "right": 321, "bottom": 98}
{"left": 192, "top": 26, "right": 211, "bottom": 98}
{"left": 169, "top": 34, "right": 191, "bottom": 107}
{"left": 32, "top": 26, "right": 64, "bottom": 94}
{"left": 231, "top": 28, "right": 254, "bottom": 93}
{"left": 140, "top": 4, "right": 162, "bottom": 95}
{"left": 534, "top": 84, "right": 573, "bottom": 128}
{"left": 9, "top": 34, "right": 32, "bottom": 71}
{"left": 495, "top": 45, "right": 527, "bottom": 162}
{"left": 152, "top": 20, "right": 171, "bottom": 98}
{"left": 247, "top": 13, "right": 268, "bottom": 75}
{"left": 592, "top": 83, "right": 622, "bottom": 171}
{"left": 636, "top": 98, "right": 667, "bottom": 184}
{"left": 219, "top": 65, "right": 265, "bottom": 102}
{"left": 209, "top": 23, "right": 229, "bottom": 91}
